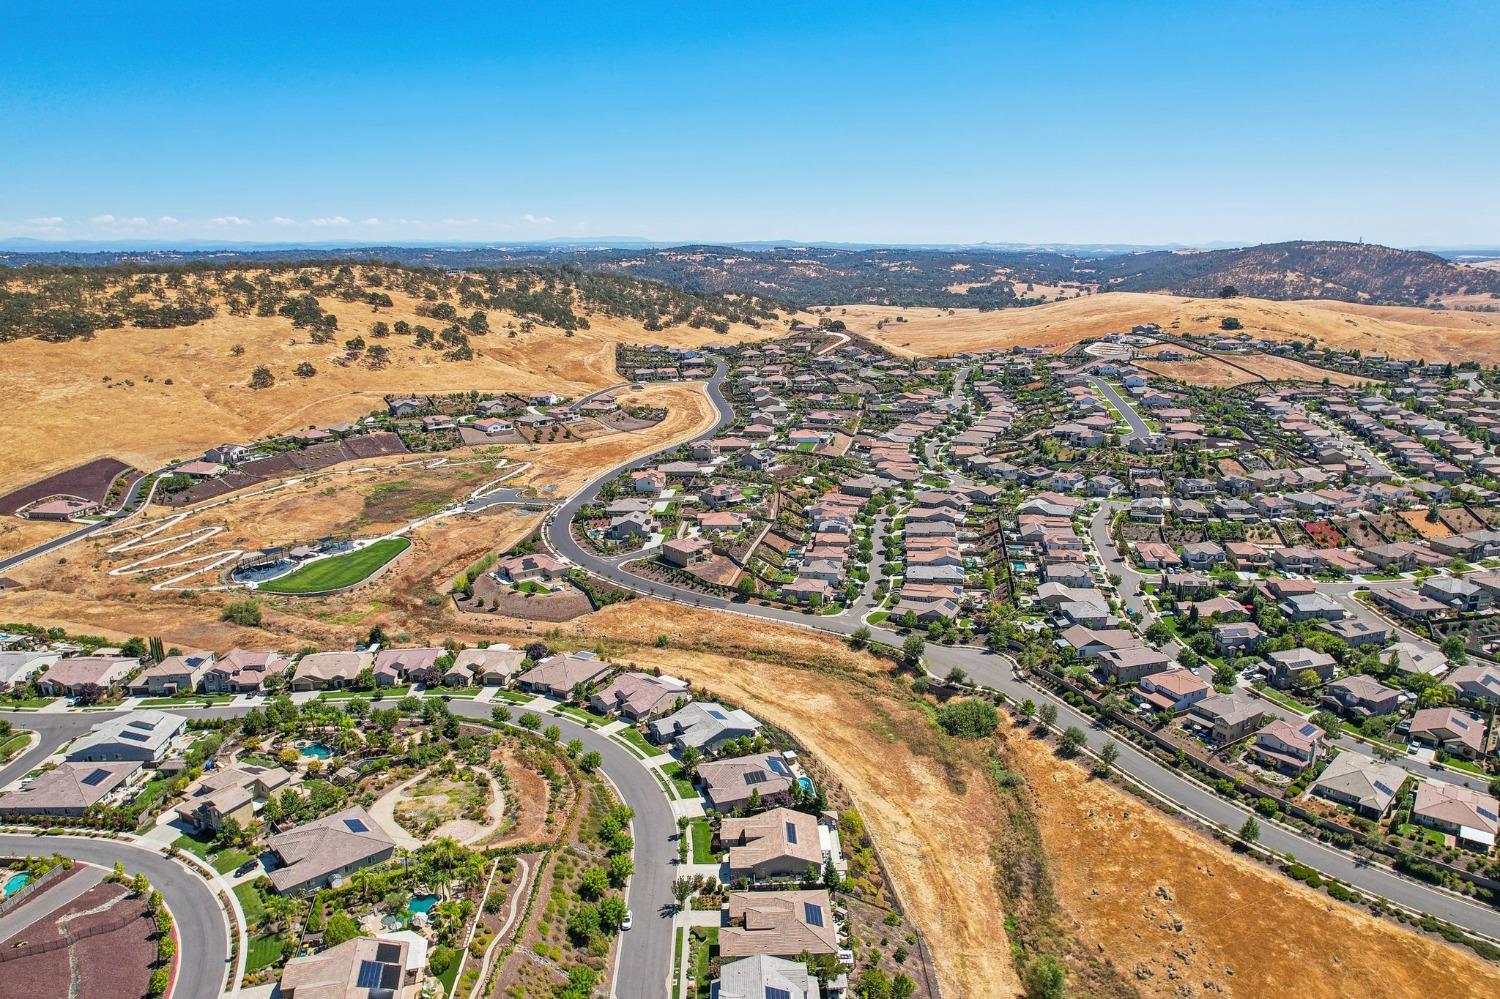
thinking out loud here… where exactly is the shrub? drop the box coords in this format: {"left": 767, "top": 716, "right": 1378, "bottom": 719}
{"left": 935, "top": 699, "right": 998, "bottom": 739}
{"left": 221, "top": 599, "right": 262, "bottom": 627}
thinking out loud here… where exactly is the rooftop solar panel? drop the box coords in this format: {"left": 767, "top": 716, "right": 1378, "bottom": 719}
{"left": 355, "top": 960, "right": 383, "bottom": 989}
{"left": 766, "top": 989, "right": 792, "bottom": 999}
{"left": 380, "top": 963, "right": 401, "bottom": 989}
{"left": 785, "top": 821, "right": 798, "bottom": 844}
{"left": 803, "top": 902, "right": 824, "bottom": 927}
{"left": 707, "top": 709, "right": 727, "bottom": 721}
{"left": 81, "top": 768, "right": 112, "bottom": 786}
{"left": 744, "top": 771, "right": 767, "bottom": 785}
{"left": 119, "top": 730, "right": 150, "bottom": 742}
{"left": 344, "top": 817, "right": 368, "bottom": 833}
{"left": 374, "top": 942, "right": 401, "bottom": 964}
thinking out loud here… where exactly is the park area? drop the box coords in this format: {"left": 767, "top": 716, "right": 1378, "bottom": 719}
{"left": 258, "top": 537, "right": 411, "bottom": 594}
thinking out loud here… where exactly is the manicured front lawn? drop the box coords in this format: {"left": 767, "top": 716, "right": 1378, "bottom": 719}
{"left": 424, "top": 687, "right": 480, "bottom": 698}
{"left": 259, "top": 537, "right": 412, "bottom": 594}
{"left": 0, "top": 730, "right": 32, "bottom": 762}
{"left": 173, "top": 830, "right": 252, "bottom": 873}
{"left": 234, "top": 881, "right": 267, "bottom": 924}
{"left": 688, "top": 817, "right": 715, "bottom": 864}
{"left": 140, "top": 694, "right": 234, "bottom": 706}
{"left": 1, "top": 697, "right": 57, "bottom": 710}
{"left": 690, "top": 926, "right": 718, "bottom": 988}
{"left": 660, "top": 762, "right": 697, "bottom": 800}
{"left": 1440, "top": 756, "right": 1488, "bottom": 776}
{"left": 615, "top": 726, "right": 665, "bottom": 757}
{"left": 245, "top": 934, "right": 286, "bottom": 973}
{"left": 492, "top": 688, "right": 535, "bottom": 704}
{"left": 212, "top": 847, "right": 254, "bottom": 874}
{"left": 555, "top": 704, "right": 609, "bottom": 727}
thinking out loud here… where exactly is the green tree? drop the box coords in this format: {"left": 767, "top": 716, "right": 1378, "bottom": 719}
{"left": 1037, "top": 702, "right": 1058, "bottom": 728}
{"left": 324, "top": 912, "right": 359, "bottom": 947}
{"left": 599, "top": 895, "right": 627, "bottom": 933}
{"left": 249, "top": 365, "right": 275, "bottom": 389}
{"left": 220, "top": 599, "right": 262, "bottom": 627}
{"left": 901, "top": 634, "right": 926, "bottom": 668}
{"left": 1022, "top": 954, "right": 1066, "bottom": 999}
{"left": 848, "top": 625, "right": 873, "bottom": 651}
{"left": 579, "top": 867, "right": 609, "bottom": 900}
{"left": 1060, "top": 726, "right": 1087, "bottom": 756}
{"left": 518, "top": 712, "right": 541, "bottom": 730}
{"left": 1239, "top": 815, "right": 1261, "bottom": 846}
{"left": 935, "top": 699, "right": 998, "bottom": 739}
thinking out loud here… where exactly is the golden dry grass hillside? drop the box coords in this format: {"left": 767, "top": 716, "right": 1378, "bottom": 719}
{"left": 838, "top": 292, "right": 1500, "bottom": 362}
{"left": 0, "top": 263, "right": 784, "bottom": 485}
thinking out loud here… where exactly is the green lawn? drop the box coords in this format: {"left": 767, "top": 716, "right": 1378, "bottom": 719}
{"left": 687, "top": 817, "right": 715, "bottom": 864}
{"left": 234, "top": 881, "right": 267, "bottom": 925}
{"left": 245, "top": 934, "right": 286, "bottom": 973}
{"left": 212, "top": 847, "right": 254, "bottom": 874}
{"left": 555, "top": 704, "right": 609, "bottom": 726}
{"left": 1, "top": 697, "right": 57, "bottom": 710}
{"left": 259, "top": 538, "right": 412, "bottom": 594}
{"left": 492, "top": 688, "right": 535, "bottom": 704}
{"left": 140, "top": 694, "right": 234, "bottom": 706}
{"left": 0, "top": 730, "right": 32, "bottom": 762}
{"left": 660, "top": 762, "right": 697, "bottom": 800}
{"left": 1398, "top": 822, "right": 1447, "bottom": 847}
{"left": 424, "top": 687, "right": 480, "bottom": 698}
{"left": 672, "top": 927, "right": 685, "bottom": 999}
{"left": 690, "top": 927, "right": 718, "bottom": 987}
{"left": 615, "top": 726, "right": 665, "bottom": 757}
{"left": 130, "top": 777, "right": 175, "bottom": 819}
{"left": 1440, "top": 756, "right": 1488, "bottom": 776}
{"left": 173, "top": 830, "right": 252, "bottom": 873}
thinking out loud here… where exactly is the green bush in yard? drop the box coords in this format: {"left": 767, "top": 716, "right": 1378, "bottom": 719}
{"left": 936, "top": 698, "right": 998, "bottom": 739}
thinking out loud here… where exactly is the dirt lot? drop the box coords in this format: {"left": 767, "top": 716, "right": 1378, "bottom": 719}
{"left": 1008, "top": 731, "right": 1500, "bottom": 999}
{"left": 839, "top": 293, "right": 1500, "bottom": 363}
{"left": 0, "top": 277, "right": 772, "bottom": 486}
{"left": 1399, "top": 509, "right": 1455, "bottom": 539}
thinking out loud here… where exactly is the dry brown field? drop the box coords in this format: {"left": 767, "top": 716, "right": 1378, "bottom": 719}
{"left": 1134, "top": 349, "right": 1373, "bottom": 388}
{"left": 839, "top": 292, "right": 1500, "bottom": 363}
{"left": 0, "top": 277, "right": 776, "bottom": 486}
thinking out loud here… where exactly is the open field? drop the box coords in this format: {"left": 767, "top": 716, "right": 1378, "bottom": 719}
{"left": 258, "top": 537, "right": 411, "bottom": 594}
{"left": 1008, "top": 731, "right": 1500, "bottom": 999}
{"left": 0, "top": 273, "right": 777, "bottom": 487}
{"left": 840, "top": 292, "right": 1500, "bottom": 363}
{"left": 1134, "top": 348, "right": 1374, "bottom": 388}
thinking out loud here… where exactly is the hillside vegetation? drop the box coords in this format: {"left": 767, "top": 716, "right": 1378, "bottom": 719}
{"left": 0, "top": 262, "right": 782, "bottom": 483}
{"left": 8, "top": 240, "right": 1497, "bottom": 311}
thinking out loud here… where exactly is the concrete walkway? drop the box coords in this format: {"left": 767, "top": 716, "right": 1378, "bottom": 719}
{"left": 0, "top": 865, "right": 105, "bottom": 943}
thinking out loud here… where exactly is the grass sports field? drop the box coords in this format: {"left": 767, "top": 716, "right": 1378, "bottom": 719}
{"left": 258, "top": 537, "right": 411, "bottom": 594}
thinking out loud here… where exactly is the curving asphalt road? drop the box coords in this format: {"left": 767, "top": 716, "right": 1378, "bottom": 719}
{"left": 0, "top": 472, "right": 155, "bottom": 574}
{"left": 0, "top": 829, "right": 230, "bottom": 999}
{"left": 544, "top": 354, "right": 1500, "bottom": 941}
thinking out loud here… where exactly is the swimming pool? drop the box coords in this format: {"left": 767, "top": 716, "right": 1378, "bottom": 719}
{"left": 3, "top": 872, "right": 31, "bottom": 897}
{"left": 797, "top": 776, "right": 814, "bottom": 795}
{"left": 299, "top": 743, "right": 333, "bottom": 760}
{"left": 407, "top": 894, "right": 440, "bottom": 915}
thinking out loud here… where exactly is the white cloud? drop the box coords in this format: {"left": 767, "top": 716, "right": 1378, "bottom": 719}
{"left": 26, "top": 216, "right": 64, "bottom": 225}
{"left": 309, "top": 215, "right": 350, "bottom": 226}
{"left": 157, "top": 216, "right": 179, "bottom": 224}
{"left": 210, "top": 215, "right": 251, "bottom": 226}
{"left": 361, "top": 217, "right": 380, "bottom": 226}
{"left": 122, "top": 216, "right": 147, "bottom": 226}
{"left": 271, "top": 216, "right": 297, "bottom": 225}
{"left": 90, "top": 214, "right": 116, "bottom": 224}
{"left": 522, "top": 213, "right": 554, "bottom": 225}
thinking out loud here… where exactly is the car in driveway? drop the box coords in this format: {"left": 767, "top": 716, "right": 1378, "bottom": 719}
{"left": 235, "top": 858, "right": 260, "bottom": 877}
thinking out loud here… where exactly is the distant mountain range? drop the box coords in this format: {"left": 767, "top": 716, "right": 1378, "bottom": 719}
{"left": 4, "top": 239, "right": 1497, "bottom": 310}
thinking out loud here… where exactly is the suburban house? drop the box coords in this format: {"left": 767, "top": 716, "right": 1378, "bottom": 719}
{"left": 203, "top": 649, "right": 294, "bottom": 693}
{"left": 515, "top": 653, "right": 613, "bottom": 698}
{"left": 1444, "top": 664, "right": 1500, "bottom": 705}
{"left": 453, "top": 648, "right": 526, "bottom": 686}
{"left": 714, "top": 956, "right": 818, "bottom": 999}
{"left": 64, "top": 710, "right": 186, "bottom": 764}
{"left": 588, "top": 672, "right": 691, "bottom": 721}
{"left": 278, "top": 934, "right": 426, "bottom": 999}
{"left": 1265, "top": 647, "right": 1337, "bottom": 689}
{"left": 127, "top": 651, "right": 215, "bottom": 696}
{"left": 720, "top": 807, "right": 825, "bottom": 878}
{"left": 1411, "top": 781, "right": 1500, "bottom": 851}
{"left": 290, "top": 651, "right": 374, "bottom": 691}
{"left": 720, "top": 890, "right": 839, "bottom": 960}
{"left": 495, "top": 553, "right": 569, "bottom": 584}
{"left": 0, "top": 761, "right": 143, "bottom": 819}
{"left": 1095, "top": 646, "right": 1173, "bottom": 684}
{"left": 1250, "top": 719, "right": 1325, "bottom": 774}
{"left": 1133, "top": 669, "right": 1210, "bottom": 714}
{"left": 1309, "top": 754, "right": 1406, "bottom": 819}
{"left": 1188, "top": 693, "right": 1265, "bottom": 744}
{"left": 0, "top": 651, "right": 59, "bottom": 689}
{"left": 696, "top": 753, "right": 796, "bottom": 812}
{"left": 265, "top": 806, "right": 397, "bottom": 894}
{"left": 1408, "top": 706, "right": 1488, "bottom": 759}
{"left": 175, "top": 764, "right": 294, "bottom": 832}
{"left": 36, "top": 656, "right": 138, "bottom": 698}
{"left": 649, "top": 702, "right": 761, "bottom": 752}
{"left": 1322, "top": 675, "right": 1404, "bottom": 718}
{"left": 373, "top": 647, "right": 445, "bottom": 686}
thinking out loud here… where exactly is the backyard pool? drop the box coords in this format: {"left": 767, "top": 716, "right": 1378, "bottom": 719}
{"left": 3, "top": 872, "right": 31, "bottom": 897}
{"left": 299, "top": 743, "right": 333, "bottom": 760}
{"left": 797, "top": 776, "right": 814, "bottom": 795}
{"left": 407, "top": 894, "right": 440, "bottom": 915}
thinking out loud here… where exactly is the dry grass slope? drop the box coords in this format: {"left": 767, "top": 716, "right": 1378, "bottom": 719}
{"left": 840, "top": 292, "right": 1500, "bottom": 363}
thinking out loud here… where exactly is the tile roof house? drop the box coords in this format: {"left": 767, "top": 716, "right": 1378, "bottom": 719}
{"left": 453, "top": 648, "right": 526, "bottom": 686}
{"left": 175, "top": 764, "right": 293, "bottom": 832}
{"left": 1309, "top": 754, "right": 1406, "bottom": 818}
{"left": 720, "top": 807, "right": 824, "bottom": 878}
{"left": 128, "top": 651, "right": 215, "bottom": 696}
{"left": 696, "top": 753, "right": 796, "bottom": 812}
{"left": 1133, "top": 669, "right": 1210, "bottom": 714}
{"left": 1322, "top": 675, "right": 1404, "bottom": 718}
{"left": 1188, "top": 693, "right": 1265, "bottom": 743}
{"left": 278, "top": 933, "right": 424, "bottom": 999}
{"left": 266, "top": 806, "right": 396, "bottom": 894}
{"left": 1444, "top": 664, "right": 1500, "bottom": 706}
{"left": 1409, "top": 706, "right": 1488, "bottom": 759}
{"left": 291, "top": 652, "right": 374, "bottom": 691}
{"left": 714, "top": 955, "right": 818, "bottom": 999}
{"left": 0, "top": 650, "right": 59, "bottom": 689}
{"left": 65, "top": 709, "right": 186, "bottom": 764}
{"left": 649, "top": 702, "right": 761, "bottom": 752}
{"left": 36, "top": 656, "right": 138, "bottom": 697}
{"left": 720, "top": 890, "right": 839, "bottom": 960}
{"left": 515, "top": 653, "right": 613, "bottom": 698}
{"left": 588, "top": 672, "right": 691, "bottom": 721}
{"left": 203, "top": 649, "right": 294, "bottom": 693}
{"left": 0, "top": 761, "right": 142, "bottom": 818}
{"left": 1251, "top": 719, "right": 1325, "bottom": 774}
{"left": 1265, "top": 647, "right": 1337, "bottom": 689}
{"left": 1412, "top": 781, "right": 1500, "bottom": 851}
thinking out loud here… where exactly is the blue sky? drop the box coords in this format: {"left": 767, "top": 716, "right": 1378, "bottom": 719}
{"left": 2, "top": 1, "right": 1496, "bottom": 247}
